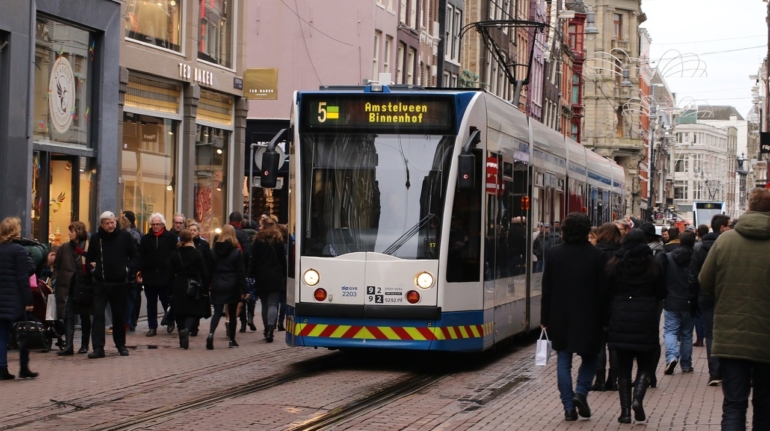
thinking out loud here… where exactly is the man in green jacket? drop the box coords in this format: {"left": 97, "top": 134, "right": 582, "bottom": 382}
{"left": 699, "top": 188, "right": 770, "bottom": 431}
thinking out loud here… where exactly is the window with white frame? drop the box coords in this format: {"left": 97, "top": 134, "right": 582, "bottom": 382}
{"left": 491, "top": 60, "right": 498, "bottom": 96}
{"left": 388, "top": 0, "right": 394, "bottom": 11}
{"left": 446, "top": 5, "right": 454, "bottom": 58}
{"left": 674, "top": 181, "right": 688, "bottom": 200}
{"left": 373, "top": 31, "right": 381, "bottom": 80}
{"left": 453, "top": 8, "right": 462, "bottom": 61}
{"left": 675, "top": 158, "right": 688, "bottom": 173}
{"left": 396, "top": 42, "right": 405, "bottom": 84}
{"left": 409, "top": 0, "right": 417, "bottom": 28}
{"left": 451, "top": 74, "right": 458, "bottom": 87}
{"left": 489, "top": 0, "right": 496, "bottom": 19}
{"left": 400, "top": 0, "right": 407, "bottom": 23}
{"left": 407, "top": 47, "right": 415, "bottom": 84}
{"left": 384, "top": 36, "right": 392, "bottom": 73}
{"left": 443, "top": 71, "right": 450, "bottom": 87}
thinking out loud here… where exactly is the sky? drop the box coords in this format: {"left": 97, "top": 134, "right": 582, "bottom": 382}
{"left": 640, "top": 0, "right": 767, "bottom": 118}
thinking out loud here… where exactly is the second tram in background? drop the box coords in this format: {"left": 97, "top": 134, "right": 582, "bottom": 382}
{"left": 258, "top": 83, "right": 625, "bottom": 352}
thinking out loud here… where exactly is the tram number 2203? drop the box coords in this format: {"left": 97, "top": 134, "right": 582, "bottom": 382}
{"left": 367, "top": 286, "right": 383, "bottom": 303}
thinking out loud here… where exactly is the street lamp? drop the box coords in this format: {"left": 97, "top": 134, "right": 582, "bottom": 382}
{"left": 621, "top": 65, "right": 632, "bottom": 87}
{"left": 585, "top": 7, "right": 599, "bottom": 34}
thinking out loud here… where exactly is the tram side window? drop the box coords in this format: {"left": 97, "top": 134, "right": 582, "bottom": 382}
{"left": 447, "top": 149, "right": 482, "bottom": 283}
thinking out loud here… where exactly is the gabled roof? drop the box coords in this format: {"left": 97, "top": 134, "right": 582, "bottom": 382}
{"left": 696, "top": 105, "right": 744, "bottom": 121}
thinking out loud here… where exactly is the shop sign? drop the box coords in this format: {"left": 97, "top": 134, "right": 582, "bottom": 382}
{"left": 49, "top": 57, "right": 76, "bottom": 133}
{"left": 179, "top": 63, "right": 214, "bottom": 86}
{"left": 244, "top": 68, "right": 278, "bottom": 100}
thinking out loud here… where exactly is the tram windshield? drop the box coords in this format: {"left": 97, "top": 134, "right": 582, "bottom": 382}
{"left": 299, "top": 133, "right": 455, "bottom": 259}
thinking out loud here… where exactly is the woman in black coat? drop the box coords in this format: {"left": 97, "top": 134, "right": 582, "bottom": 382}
{"left": 52, "top": 221, "right": 93, "bottom": 355}
{"left": 591, "top": 222, "right": 623, "bottom": 391}
{"left": 207, "top": 225, "right": 247, "bottom": 349}
{"left": 249, "top": 217, "right": 287, "bottom": 343}
{"left": 187, "top": 221, "right": 213, "bottom": 335}
{"left": 169, "top": 229, "right": 208, "bottom": 350}
{"left": 0, "top": 217, "right": 37, "bottom": 380}
{"left": 541, "top": 213, "right": 607, "bottom": 422}
{"left": 605, "top": 228, "right": 666, "bottom": 424}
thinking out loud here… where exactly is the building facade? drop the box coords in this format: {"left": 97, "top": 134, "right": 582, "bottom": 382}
{"left": 669, "top": 122, "right": 735, "bottom": 223}
{"left": 119, "top": 0, "right": 248, "bottom": 240}
{"left": 699, "top": 107, "right": 746, "bottom": 217}
{"left": 582, "top": 0, "right": 646, "bottom": 216}
{"left": 0, "top": 0, "right": 121, "bottom": 242}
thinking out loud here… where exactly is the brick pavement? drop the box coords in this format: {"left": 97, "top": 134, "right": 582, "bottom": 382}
{"left": 1, "top": 317, "right": 738, "bottom": 430}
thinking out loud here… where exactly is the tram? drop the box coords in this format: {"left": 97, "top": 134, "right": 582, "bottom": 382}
{"left": 258, "top": 84, "right": 625, "bottom": 351}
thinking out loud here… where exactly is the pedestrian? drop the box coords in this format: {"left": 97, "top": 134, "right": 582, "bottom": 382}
{"left": 663, "top": 227, "right": 681, "bottom": 252}
{"left": 207, "top": 225, "right": 247, "bottom": 349}
{"left": 659, "top": 230, "right": 696, "bottom": 375}
{"left": 640, "top": 222, "right": 665, "bottom": 387}
{"left": 238, "top": 218, "right": 258, "bottom": 333}
{"left": 534, "top": 222, "right": 559, "bottom": 272}
{"left": 606, "top": 228, "right": 666, "bottom": 424}
{"left": 122, "top": 211, "right": 142, "bottom": 329}
{"left": 86, "top": 211, "right": 138, "bottom": 359}
{"left": 689, "top": 213, "right": 731, "bottom": 386}
{"left": 541, "top": 213, "right": 607, "bottom": 422}
{"left": 53, "top": 221, "right": 93, "bottom": 355}
{"left": 0, "top": 217, "right": 38, "bottom": 380}
{"left": 614, "top": 219, "right": 630, "bottom": 237}
{"left": 170, "top": 213, "right": 186, "bottom": 238}
{"left": 661, "top": 227, "right": 670, "bottom": 244}
{"left": 699, "top": 188, "right": 770, "bottom": 431}
{"left": 591, "top": 222, "right": 622, "bottom": 392}
{"left": 119, "top": 216, "right": 140, "bottom": 333}
{"left": 250, "top": 217, "right": 287, "bottom": 343}
{"left": 138, "top": 213, "right": 178, "bottom": 336}
{"left": 188, "top": 221, "right": 213, "bottom": 336}
{"left": 169, "top": 229, "right": 208, "bottom": 350}
{"left": 276, "top": 222, "right": 290, "bottom": 331}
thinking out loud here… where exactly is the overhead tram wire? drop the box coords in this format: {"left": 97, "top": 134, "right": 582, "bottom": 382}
{"left": 651, "top": 34, "right": 766, "bottom": 45}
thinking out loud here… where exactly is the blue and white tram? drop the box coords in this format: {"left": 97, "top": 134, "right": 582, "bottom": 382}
{"left": 258, "top": 85, "right": 625, "bottom": 351}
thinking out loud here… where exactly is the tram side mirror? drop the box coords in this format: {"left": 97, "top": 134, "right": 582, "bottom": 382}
{"left": 261, "top": 150, "right": 280, "bottom": 188}
{"left": 457, "top": 153, "right": 475, "bottom": 191}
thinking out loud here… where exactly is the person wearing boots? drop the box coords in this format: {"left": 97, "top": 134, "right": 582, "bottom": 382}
{"left": 541, "top": 213, "right": 608, "bottom": 422}
{"left": 169, "top": 229, "right": 208, "bottom": 350}
{"left": 0, "top": 217, "right": 38, "bottom": 380}
{"left": 591, "top": 222, "right": 622, "bottom": 392}
{"left": 249, "top": 217, "right": 287, "bottom": 343}
{"left": 208, "top": 225, "right": 247, "bottom": 349}
{"left": 606, "top": 229, "right": 667, "bottom": 424}
{"left": 53, "top": 222, "right": 93, "bottom": 355}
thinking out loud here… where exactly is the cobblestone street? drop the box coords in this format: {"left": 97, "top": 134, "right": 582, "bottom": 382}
{"left": 1, "top": 316, "right": 728, "bottom": 430}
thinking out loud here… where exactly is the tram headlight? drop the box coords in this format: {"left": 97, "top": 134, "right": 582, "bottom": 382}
{"left": 415, "top": 271, "right": 434, "bottom": 289}
{"left": 303, "top": 269, "right": 320, "bottom": 286}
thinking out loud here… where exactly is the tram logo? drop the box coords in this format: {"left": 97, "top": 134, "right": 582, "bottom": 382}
{"left": 48, "top": 56, "right": 76, "bottom": 134}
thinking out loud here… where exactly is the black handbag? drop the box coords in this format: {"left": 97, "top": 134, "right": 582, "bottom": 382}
{"left": 178, "top": 250, "right": 202, "bottom": 300}
{"left": 13, "top": 315, "right": 48, "bottom": 351}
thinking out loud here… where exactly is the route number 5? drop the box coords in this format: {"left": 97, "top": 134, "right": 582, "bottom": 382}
{"left": 318, "top": 102, "right": 327, "bottom": 123}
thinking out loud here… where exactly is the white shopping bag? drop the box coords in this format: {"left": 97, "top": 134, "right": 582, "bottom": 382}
{"left": 45, "top": 293, "right": 57, "bottom": 322}
{"left": 535, "top": 328, "right": 552, "bottom": 366}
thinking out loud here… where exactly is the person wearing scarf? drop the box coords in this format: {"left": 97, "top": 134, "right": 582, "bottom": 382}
{"left": 605, "top": 229, "right": 667, "bottom": 424}
{"left": 52, "top": 222, "right": 93, "bottom": 355}
{"left": 138, "top": 213, "right": 179, "bottom": 336}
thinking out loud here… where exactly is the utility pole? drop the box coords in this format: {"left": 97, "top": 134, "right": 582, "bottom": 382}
{"left": 436, "top": 0, "right": 447, "bottom": 87}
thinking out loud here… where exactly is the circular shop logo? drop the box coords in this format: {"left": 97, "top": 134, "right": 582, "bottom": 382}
{"left": 48, "top": 56, "right": 76, "bottom": 133}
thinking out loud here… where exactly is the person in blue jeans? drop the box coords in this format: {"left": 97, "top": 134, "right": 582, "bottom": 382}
{"left": 541, "top": 213, "right": 607, "bottom": 422}
{"left": 658, "top": 231, "right": 697, "bottom": 375}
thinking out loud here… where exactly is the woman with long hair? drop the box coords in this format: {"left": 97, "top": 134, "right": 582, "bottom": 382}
{"left": 605, "top": 228, "right": 666, "bottom": 423}
{"left": 207, "top": 225, "right": 247, "bottom": 349}
{"left": 169, "top": 229, "right": 208, "bottom": 349}
{"left": 591, "top": 222, "right": 623, "bottom": 391}
{"left": 187, "top": 221, "right": 213, "bottom": 335}
{"left": 249, "top": 217, "right": 287, "bottom": 342}
{"left": 52, "top": 221, "right": 93, "bottom": 355}
{"left": 0, "top": 217, "right": 37, "bottom": 380}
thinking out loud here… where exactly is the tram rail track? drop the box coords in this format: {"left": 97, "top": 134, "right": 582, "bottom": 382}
{"left": 91, "top": 353, "right": 348, "bottom": 431}
{"left": 285, "top": 371, "right": 447, "bottom": 431}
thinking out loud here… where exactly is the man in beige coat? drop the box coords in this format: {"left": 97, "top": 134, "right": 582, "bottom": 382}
{"left": 699, "top": 188, "right": 770, "bottom": 431}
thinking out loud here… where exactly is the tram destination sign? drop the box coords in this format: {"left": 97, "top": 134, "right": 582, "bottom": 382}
{"left": 300, "top": 94, "right": 456, "bottom": 135}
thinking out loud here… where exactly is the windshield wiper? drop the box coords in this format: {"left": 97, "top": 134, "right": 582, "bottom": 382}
{"left": 382, "top": 213, "right": 434, "bottom": 256}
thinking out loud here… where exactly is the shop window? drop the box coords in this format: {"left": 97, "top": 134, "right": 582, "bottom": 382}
{"left": 121, "top": 112, "right": 178, "bottom": 232}
{"left": 195, "top": 125, "right": 229, "bottom": 240}
{"left": 33, "top": 18, "right": 93, "bottom": 147}
{"left": 125, "top": 0, "right": 183, "bottom": 52}
{"left": 198, "top": 0, "right": 234, "bottom": 68}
